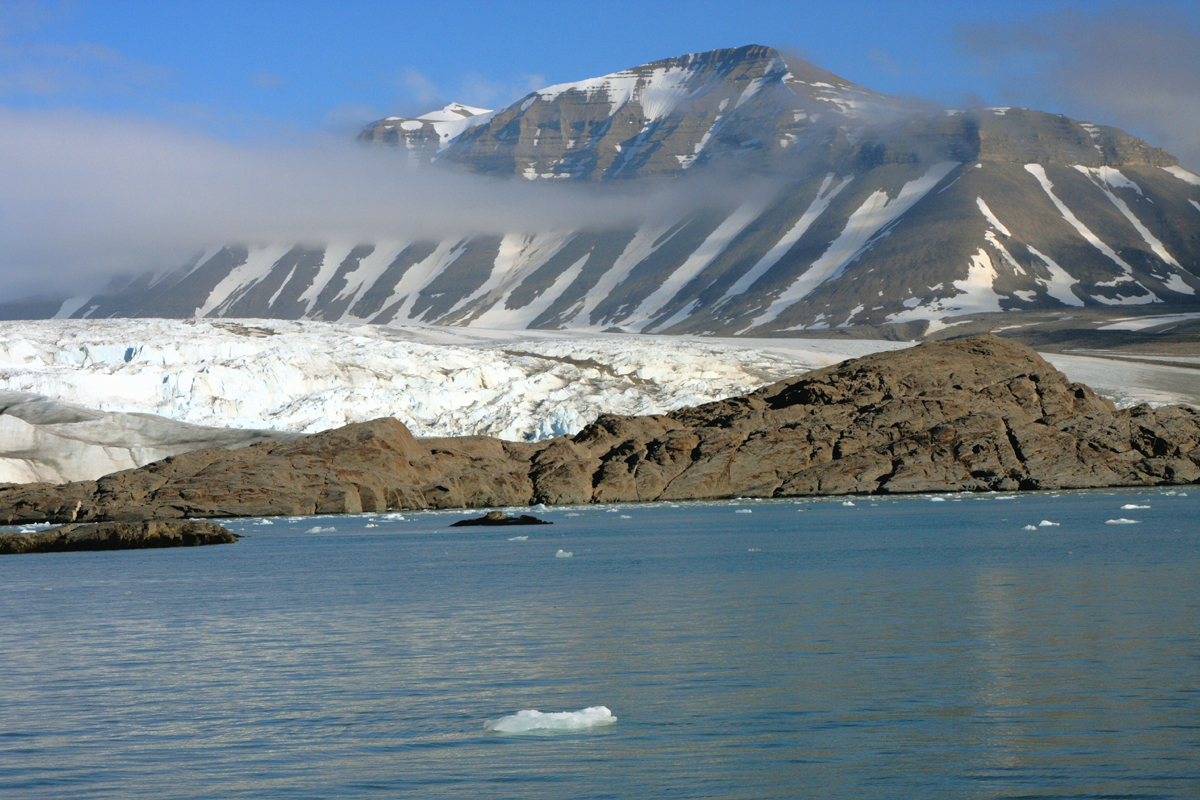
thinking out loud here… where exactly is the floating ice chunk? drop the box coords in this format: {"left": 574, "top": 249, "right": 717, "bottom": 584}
{"left": 508, "top": 535, "right": 528, "bottom": 541}
{"left": 1105, "top": 518, "right": 1140, "bottom": 524}
{"left": 1037, "top": 520, "right": 1059, "bottom": 527}
{"left": 484, "top": 705, "right": 616, "bottom": 733}
{"left": 842, "top": 501, "right": 855, "bottom": 507}
{"left": 306, "top": 526, "right": 337, "bottom": 533}
{"left": 364, "top": 523, "right": 377, "bottom": 528}
{"left": 555, "top": 549, "right": 573, "bottom": 558}
{"left": 254, "top": 519, "right": 274, "bottom": 526}
{"left": 619, "top": 515, "right": 632, "bottom": 519}
{"left": 747, "top": 547, "right": 761, "bottom": 552}
{"left": 928, "top": 497, "right": 946, "bottom": 502}
{"left": 1023, "top": 525, "right": 1038, "bottom": 531}
{"left": 531, "top": 503, "right": 547, "bottom": 511}
{"left": 735, "top": 508, "right": 753, "bottom": 514}
{"left": 564, "top": 512, "right": 582, "bottom": 517}
{"left": 1121, "top": 504, "right": 1150, "bottom": 510}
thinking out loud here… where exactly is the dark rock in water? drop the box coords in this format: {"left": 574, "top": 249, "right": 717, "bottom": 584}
{"left": 0, "top": 334, "right": 1197, "bottom": 524}
{"left": 0, "top": 520, "right": 237, "bottom": 555}
{"left": 451, "top": 511, "right": 552, "bottom": 527}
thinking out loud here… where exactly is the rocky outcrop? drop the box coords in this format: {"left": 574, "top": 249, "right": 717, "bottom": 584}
{"left": 0, "top": 335, "right": 1196, "bottom": 524}
{"left": 0, "top": 520, "right": 237, "bottom": 554}
{"left": 450, "top": 511, "right": 551, "bottom": 527}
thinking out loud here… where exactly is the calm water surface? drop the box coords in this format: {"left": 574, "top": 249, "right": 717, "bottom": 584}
{"left": 1, "top": 490, "right": 1198, "bottom": 798}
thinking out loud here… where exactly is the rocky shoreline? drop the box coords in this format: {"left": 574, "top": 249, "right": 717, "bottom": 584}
{"left": 0, "top": 334, "right": 1196, "bottom": 526}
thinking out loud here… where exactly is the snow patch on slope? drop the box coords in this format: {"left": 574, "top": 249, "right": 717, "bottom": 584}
{"left": 1163, "top": 165, "right": 1200, "bottom": 186}
{"left": 976, "top": 197, "right": 1011, "bottom": 237}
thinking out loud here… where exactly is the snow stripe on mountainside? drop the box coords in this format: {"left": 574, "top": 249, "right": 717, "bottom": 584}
{"left": 1075, "top": 166, "right": 1181, "bottom": 268}
{"left": 719, "top": 174, "right": 852, "bottom": 304}
{"left": 748, "top": 162, "right": 959, "bottom": 330}
{"left": 632, "top": 189, "right": 777, "bottom": 330}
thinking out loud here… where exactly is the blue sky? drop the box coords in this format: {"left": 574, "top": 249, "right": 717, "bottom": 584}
{"left": 1, "top": 0, "right": 1198, "bottom": 300}
{"left": 2, "top": 0, "right": 1198, "bottom": 148}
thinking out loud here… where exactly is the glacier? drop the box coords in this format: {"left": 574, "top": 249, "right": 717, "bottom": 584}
{"left": 1, "top": 318, "right": 1197, "bottom": 485}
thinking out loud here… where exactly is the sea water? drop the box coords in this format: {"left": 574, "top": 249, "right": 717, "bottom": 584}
{"left": 1, "top": 490, "right": 1197, "bottom": 799}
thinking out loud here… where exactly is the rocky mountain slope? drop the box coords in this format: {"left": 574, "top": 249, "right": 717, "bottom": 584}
{"left": 22, "top": 46, "right": 1200, "bottom": 338}
{"left": 2, "top": 335, "right": 1196, "bottom": 524}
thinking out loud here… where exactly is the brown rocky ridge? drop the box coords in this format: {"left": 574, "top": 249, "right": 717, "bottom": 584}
{"left": 0, "top": 335, "right": 1196, "bottom": 525}
{"left": 0, "top": 520, "right": 237, "bottom": 555}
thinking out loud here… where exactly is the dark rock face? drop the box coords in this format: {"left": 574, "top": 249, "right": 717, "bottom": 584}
{"left": 450, "top": 511, "right": 552, "bottom": 527}
{"left": 0, "top": 520, "right": 237, "bottom": 555}
{"left": 0, "top": 335, "right": 1196, "bottom": 524}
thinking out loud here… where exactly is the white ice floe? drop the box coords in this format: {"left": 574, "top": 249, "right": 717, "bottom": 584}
{"left": 842, "top": 501, "right": 855, "bottom": 506}
{"left": 306, "top": 526, "right": 337, "bottom": 533}
{"left": 1105, "top": 518, "right": 1140, "bottom": 524}
{"left": 1121, "top": 504, "right": 1150, "bottom": 510}
{"left": 735, "top": 508, "right": 753, "bottom": 514}
{"left": 555, "top": 549, "right": 573, "bottom": 558}
{"left": 928, "top": 497, "right": 946, "bottom": 502}
{"left": 484, "top": 705, "right": 616, "bottom": 733}
{"left": 1038, "top": 520, "right": 1059, "bottom": 527}
{"left": 507, "top": 535, "right": 528, "bottom": 541}
{"left": 1023, "top": 525, "right": 1038, "bottom": 531}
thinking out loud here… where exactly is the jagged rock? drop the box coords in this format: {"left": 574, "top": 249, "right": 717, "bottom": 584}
{"left": 0, "top": 520, "right": 236, "bottom": 554}
{"left": 451, "top": 511, "right": 551, "bottom": 527}
{"left": 0, "top": 335, "right": 1196, "bottom": 524}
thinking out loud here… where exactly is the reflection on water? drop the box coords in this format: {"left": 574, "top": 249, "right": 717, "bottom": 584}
{"left": 1, "top": 491, "right": 1198, "bottom": 798}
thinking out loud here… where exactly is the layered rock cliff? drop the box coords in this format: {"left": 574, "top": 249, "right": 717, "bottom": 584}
{"left": 0, "top": 335, "right": 1196, "bottom": 525}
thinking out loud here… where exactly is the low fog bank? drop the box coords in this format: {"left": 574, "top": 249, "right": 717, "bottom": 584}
{"left": 0, "top": 108, "right": 765, "bottom": 302}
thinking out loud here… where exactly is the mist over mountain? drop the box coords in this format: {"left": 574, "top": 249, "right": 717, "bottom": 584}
{"left": 7, "top": 45, "right": 1199, "bottom": 340}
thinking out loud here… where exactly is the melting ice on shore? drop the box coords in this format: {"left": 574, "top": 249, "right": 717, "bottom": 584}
{"left": 485, "top": 706, "right": 617, "bottom": 733}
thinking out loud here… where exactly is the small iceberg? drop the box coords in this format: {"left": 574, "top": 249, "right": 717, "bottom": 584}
{"left": 842, "top": 501, "right": 855, "bottom": 507}
{"left": 1106, "top": 518, "right": 1140, "bottom": 525}
{"left": 507, "top": 535, "right": 528, "bottom": 541}
{"left": 619, "top": 515, "right": 632, "bottom": 519}
{"left": 735, "top": 509, "right": 753, "bottom": 514}
{"left": 1121, "top": 504, "right": 1150, "bottom": 510}
{"left": 1037, "top": 520, "right": 1059, "bottom": 527}
{"left": 1023, "top": 524, "right": 1038, "bottom": 531}
{"left": 555, "top": 549, "right": 573, "bottom": 558}
{"left": 306, "top": 526, "right": 337, "bottom": 533}
{"left": 928, "top": 497, "right": 946, "bottom": 502}
{"left": 485, "top": 706, "right": 616, "bottom": 733}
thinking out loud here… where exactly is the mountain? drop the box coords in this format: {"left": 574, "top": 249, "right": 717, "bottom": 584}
{"left": 26, "top": 45, "right": 1200, "bottom": 339}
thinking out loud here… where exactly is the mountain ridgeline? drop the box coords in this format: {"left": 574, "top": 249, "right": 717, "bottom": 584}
{"left": 51, "top": 45, "right": 1200, "bottom": 337}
